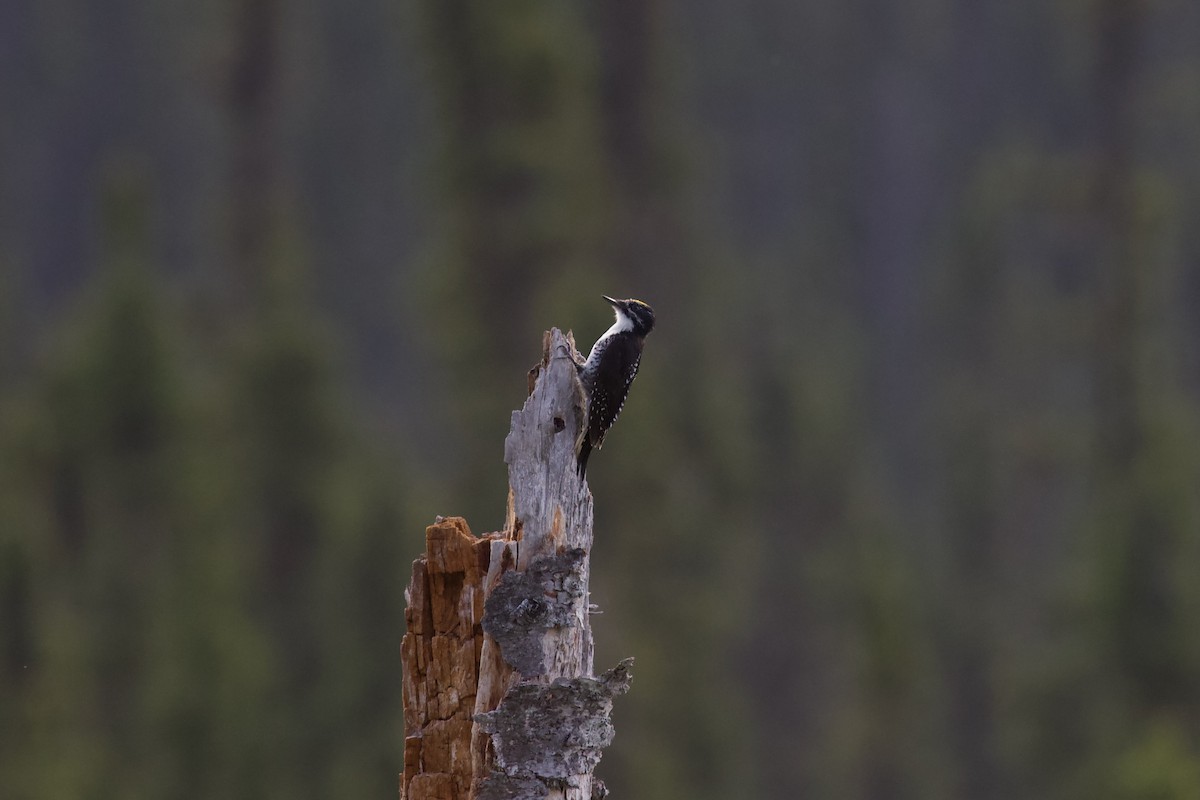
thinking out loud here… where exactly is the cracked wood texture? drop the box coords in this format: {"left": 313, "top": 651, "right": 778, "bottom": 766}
{"left": 401, "top": 329, "right": 623, "bottom": 800}
{"left": 401, "top": 516, "right": 506, "bottom": 800}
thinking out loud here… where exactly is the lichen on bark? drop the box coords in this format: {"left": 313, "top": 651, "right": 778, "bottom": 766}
{"left": 474, "top": 659, "right": 634, "bottom": 783}
{"left": 481, "top": 549, "right": 588, "bottom": 677}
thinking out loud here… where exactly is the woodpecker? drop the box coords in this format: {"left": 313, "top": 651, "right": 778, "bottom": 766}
{"left": 577, "top": 295, "right": 655, "bottom": 477}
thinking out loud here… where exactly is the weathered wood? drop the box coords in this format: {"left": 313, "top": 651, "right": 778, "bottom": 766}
{"left": 401, "top": 329, "right": 629, "bottom": 800}
{"left": 501, "top": 330, "right": 595, "bottom": 682}
{"left": 401, "top": 516, "right": 493, "bottom": 800}
{"left": 503, "top": 329, "right": 594, "bottom": 566}
{"left": 470, "top": 539, "right": 519, "bottom": 785}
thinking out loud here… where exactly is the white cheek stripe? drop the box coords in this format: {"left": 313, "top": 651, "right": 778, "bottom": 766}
{"left": 584, "top": 309, "right": 633, "bottom": 369}
{"left": 606, "top": 308, "right": 634, "bottom": 335}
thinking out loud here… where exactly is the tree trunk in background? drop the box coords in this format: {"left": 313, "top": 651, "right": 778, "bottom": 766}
{"left": 592, "top": 0, "right": 683, "bottom": 297}
{"left": 1091, "top": 0, "right": 1143, "bottom": 477}
{"left": 1088, "top": 0, "right": 1181, "bottom": 711}
{"left": 400, "top": 329, "right": 632, "bottom": 800}
{"left": 418, "top": 0, "right": 612, "bottom": 528}
{"left": 228, "top": 0, "right": 282, "bottom": 300}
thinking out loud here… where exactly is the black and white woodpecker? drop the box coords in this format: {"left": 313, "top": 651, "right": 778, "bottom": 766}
{"left": 576, "top": 295, "right": 656, "bottom": 477}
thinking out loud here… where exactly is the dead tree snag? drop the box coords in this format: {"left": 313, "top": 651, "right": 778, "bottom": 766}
{"left": 400, "top": 329, "right": 632, "bottom": 800}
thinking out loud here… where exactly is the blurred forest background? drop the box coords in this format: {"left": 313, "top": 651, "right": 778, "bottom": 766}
{"left": 4, "top": 0, "right": 1200, "bottom": 798}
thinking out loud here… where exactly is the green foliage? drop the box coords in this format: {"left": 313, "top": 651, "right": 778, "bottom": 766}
{"left": 1109, "top": 718, "right": 1200, "bottom": 800}
{"left": 0, "top": 247, "right": 405, "bottom": 799}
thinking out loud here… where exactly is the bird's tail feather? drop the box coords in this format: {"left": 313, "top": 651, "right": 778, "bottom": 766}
{"left": 576, "top": 440, "right": 593, "bottom": 478}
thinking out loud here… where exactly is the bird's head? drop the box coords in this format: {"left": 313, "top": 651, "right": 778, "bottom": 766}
{"left": 603, "top": 295, "right": 655, "bottom": 337}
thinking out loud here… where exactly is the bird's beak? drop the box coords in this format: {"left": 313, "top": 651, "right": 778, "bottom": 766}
{"left": 602, "top": 295, "right": 620, "bottom": 307}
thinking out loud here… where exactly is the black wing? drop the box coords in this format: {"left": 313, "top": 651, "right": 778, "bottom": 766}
{"left": 577, "top": 334, "right": 643, "bottom": 477}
